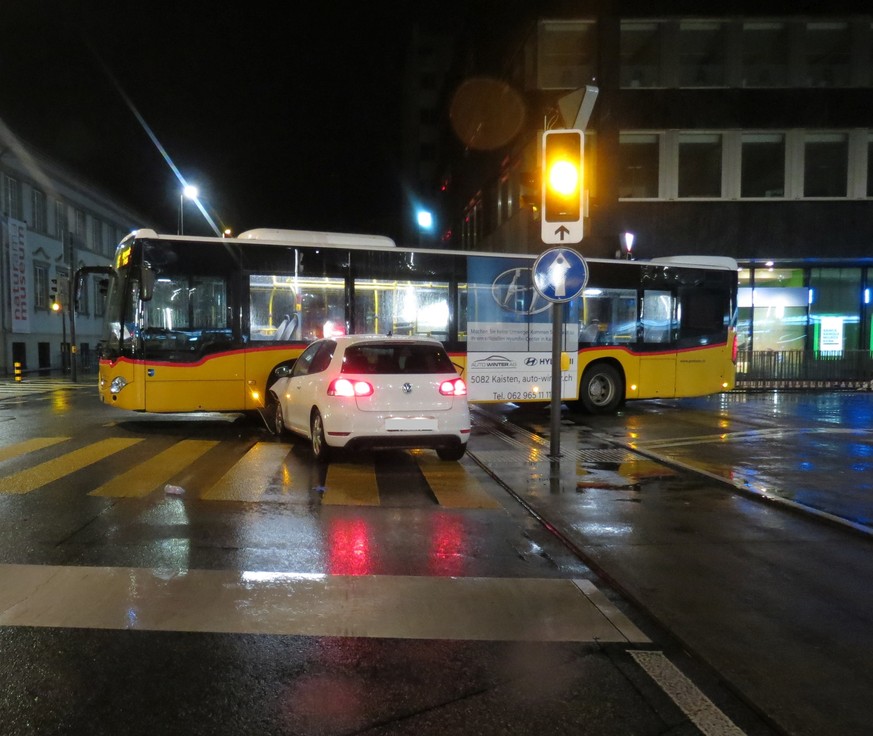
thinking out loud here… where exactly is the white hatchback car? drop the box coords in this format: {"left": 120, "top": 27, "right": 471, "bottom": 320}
{"left": 268, "top": 335, "right": 471, "bottom": 462}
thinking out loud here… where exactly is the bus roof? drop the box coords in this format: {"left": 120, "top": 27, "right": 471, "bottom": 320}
{"left": 650, "top": 255, "right": 738, "bottom": 271}
{"left": 121, "top": 229, "right": 737, "bottom": 272}
{"left": 237, "top": 228, "right": 396, "bottom": 248}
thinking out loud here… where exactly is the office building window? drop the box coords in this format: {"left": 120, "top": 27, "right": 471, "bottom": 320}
{"left": 3, "top": 175, "right": 22, "bottom": 219}
{"left": 809, "top": 268, "right": 861, "bottom": 352}
{"left": 619, "top": 134, "right": 660, "bottom": 198}
{"left": 75, "top": 208, "right": 86, "bottom": 236}
{"left": 678, "top": 133, "right": 722, "bottom": 197}
{"left": 34, "top": 263, "right": 49, "bottom": 310}
{"left": 741, "top": 134, "right": 785, "bottom": 197}
{"left": 804, "top": 133, "right": 847, "bottom": 197}
{"left": 31, "top": 189, "right": 48, "bottom": 232}
{"left": 54, "top": 200, "right": 67, "bottom": 239}
{"left": 538, "top": 20, "right": 596, "bottom": 90}
{"left": 620, "top": 22, "right": 661, "bottom": 88}
{"left": 679, "top": 21, "right": 726, "bottom": 87}
{"left": 742, "top": 22, "right": 788, "bottom": 87}
{"left": 805, "top": 22, "right": 851, "bottom": 87}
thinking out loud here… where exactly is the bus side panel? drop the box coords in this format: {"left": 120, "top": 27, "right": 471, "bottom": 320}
{"left": 675, "top": 341, "right": 736, "bottom": 396}
{"left": 142, "top": 353, "right": 246, "bottom": 412}
{"left": 637, "top": 352, "right": 677, "bottom": 397}
{"left": 244, "top": 343, "right": 306, "bottom": 410}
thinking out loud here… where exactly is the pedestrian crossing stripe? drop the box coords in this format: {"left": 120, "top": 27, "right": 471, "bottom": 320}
{"left": 0, "top": 437, "right": 70, "bottom": 464}
{"left": 413, "top": 451, "right": 501, "bottom": 509}
{"left": 1, "top": 438, "right": 143, "bottom": 495}
{"left": 90, "top": 440, "right": 219, "bottom": 498}
{"left": 201, "top": 442, "right": 295, "bottom": 502}
{"left": 0, "top": 437, "right": 501, "bottom": 509}
{"left": 322, "top": 463, "right": 381, "bottom": 506}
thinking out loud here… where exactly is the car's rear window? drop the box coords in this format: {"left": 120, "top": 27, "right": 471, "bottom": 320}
{"left": 341, "top": 344, "right": 455, "bottom": 374}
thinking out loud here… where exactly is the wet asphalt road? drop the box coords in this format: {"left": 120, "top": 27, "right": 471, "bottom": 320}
{"left": 479, "top": 391, "right": 873, "bottom": 736}
{"left": 2, "top": 380, "right": 871, "bottom": 735}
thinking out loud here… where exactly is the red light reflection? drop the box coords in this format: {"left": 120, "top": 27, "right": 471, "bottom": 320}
{"left": 429, "top": 513, "right": 467, "bottom": 576}
{"left": 327, "top": 519, "right": 372, "bottom": 576}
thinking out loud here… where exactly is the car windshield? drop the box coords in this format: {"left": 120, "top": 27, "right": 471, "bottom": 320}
{"left": 341, "top": 344, "right": 455, "bottom": 374}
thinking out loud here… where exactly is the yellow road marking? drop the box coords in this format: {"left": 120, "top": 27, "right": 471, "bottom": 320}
{"left": 90, "top": 440, "right": 219, "bottom": 498}
{"left": 0, "top": 437, "right": 69, "bottom": 464}
{"left": 0, "top": 438, "right": 143, "bottom": 494}
{"left": 414, "top": 452, "right": 501, "bottom": 509}
{"left": 201, "top": 442, "right": 293, "bottom": 501}
{"left": 322, "top": 463, "right": 380, "bottom": 505}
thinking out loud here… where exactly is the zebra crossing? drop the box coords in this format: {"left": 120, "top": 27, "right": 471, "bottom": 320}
{"left": 0, "top": 377, "right": 93, "bottom": 400}
{"left": 0, "top": 434, "right": 502, "bottom": 508}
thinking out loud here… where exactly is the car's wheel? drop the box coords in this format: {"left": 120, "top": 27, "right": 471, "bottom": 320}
{"left": 579, "top": 363, "right": 623, "bottom": 414}
{"left": 310, "top": 410, "right": 331, "bottom": 462}
{"left": 268, "top": 397, "right": 286, "bottom": 437}
{"left": 436, "top": 443, "right": 466, "bottom": 461}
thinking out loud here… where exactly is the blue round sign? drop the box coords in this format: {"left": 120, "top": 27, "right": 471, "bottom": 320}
{"left": 532, "top": 247, "right": 588, "bottom": 303}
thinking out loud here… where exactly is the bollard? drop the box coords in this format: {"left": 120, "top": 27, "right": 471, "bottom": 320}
{"left": 14, "top": 361, "right": 23, "bottom": 382}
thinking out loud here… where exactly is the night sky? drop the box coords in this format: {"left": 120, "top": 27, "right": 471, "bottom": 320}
{"left": 2, "top": 1, "right": 460, "bottom": 240}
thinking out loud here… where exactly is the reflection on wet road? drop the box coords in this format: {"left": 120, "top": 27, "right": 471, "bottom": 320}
{"left": 489, "top": 392, "right": 873, "bottom": 535}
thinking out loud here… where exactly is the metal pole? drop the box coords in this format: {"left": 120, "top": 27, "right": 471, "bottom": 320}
{"left": 549, "top": 301, "right": 562, "bottom": 459}
{"left": 69, "top": 275, "right": 77, "bottom": 382}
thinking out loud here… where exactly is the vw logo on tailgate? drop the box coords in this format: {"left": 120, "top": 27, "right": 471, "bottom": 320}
{"left": 402, "top": 382, "right": 413, "bottom": 393}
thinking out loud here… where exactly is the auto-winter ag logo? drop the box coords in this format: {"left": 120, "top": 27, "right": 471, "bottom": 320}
{"left": 491, "top": 267, "right": 551, "bottom": 316}
{"left": 471, "top": 354, "right": 517, "bottom": 369}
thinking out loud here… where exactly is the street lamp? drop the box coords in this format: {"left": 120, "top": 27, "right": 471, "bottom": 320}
{"left": 179, "top": 185, "right": 199, "bottom": 234}
{"left": 622, "top": 231, "right": 635, "bottom": 260}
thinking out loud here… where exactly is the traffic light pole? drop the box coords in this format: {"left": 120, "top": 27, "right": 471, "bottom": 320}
{"left": 550, "top": 302, "right": 563, "bottom": 459}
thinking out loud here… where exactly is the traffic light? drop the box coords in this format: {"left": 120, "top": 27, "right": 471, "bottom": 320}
{"left": 49, "top": 276, "right": 68, "bottom": 312}
{"left": 541, "top": 129, "right": 584, "bottom": 244}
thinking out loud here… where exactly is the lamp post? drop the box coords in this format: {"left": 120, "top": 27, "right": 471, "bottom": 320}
{"left": 622, "top": 231, "right": 635, "bottom": 260}
{"left": 179, "top": 185, "right": 198, "bottom": 234}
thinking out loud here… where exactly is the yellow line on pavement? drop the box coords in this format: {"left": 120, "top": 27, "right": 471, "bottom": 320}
{"left": 90, "top": 440, "right": 219, "bottom": 498}
{"left": 414, "top": 452, "right": 501, "bottom": 509}
{"left": 0, "top": 438, "right": 143, "bottom": 494}
{"left": 201, "top": 443, "right": 292, "bottom": 501}
{"left": 322, "top": 463, "right": 380, "bottom": 505}
{"left": 0, "top": 437, "right": 70, "bottom": 464}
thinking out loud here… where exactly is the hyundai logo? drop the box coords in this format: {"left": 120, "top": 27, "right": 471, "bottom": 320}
{"left": 491, "top": 267, "right": 551, "bottom": 316}
{"left": 402, "top": 382, "right": 413, "bottom": 393}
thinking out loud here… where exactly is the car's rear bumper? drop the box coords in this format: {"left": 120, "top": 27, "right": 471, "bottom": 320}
{"left": 329, "top": 433, "right": 467, "bottom": 452}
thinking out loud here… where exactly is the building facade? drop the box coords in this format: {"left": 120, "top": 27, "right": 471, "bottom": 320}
{"left": 1, "top": 126, "right": 147, "bottom": 376}
{"left": 430, "top": 3, "right": 873, "bottom": 386}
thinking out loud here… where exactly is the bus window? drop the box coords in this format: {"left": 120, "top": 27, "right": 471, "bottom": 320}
{"left": 142, "top": 275, "right": 230, "bottom": 356}
{"left": 678, "top": 288, "right": 730, "bottom": 345}
{"left": 642, "top": 290, "right": 676, "bottom": 343}
{"left": 579, "top": 288, "right": 637, "bottom": 344}
{"left": 353, "top": 279, "right": 450, "bottom": 338}
{"left": 249, "top": 275, "right": 345, "bottom": 341}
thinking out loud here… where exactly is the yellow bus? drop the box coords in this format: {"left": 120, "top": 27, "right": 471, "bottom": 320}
{"left": 93, "top": 228, "right": 737, "bottom": 417}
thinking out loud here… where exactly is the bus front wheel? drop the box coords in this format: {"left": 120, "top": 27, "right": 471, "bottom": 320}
{"left": 579, "top": 363, "right": 623, "bottom": 414}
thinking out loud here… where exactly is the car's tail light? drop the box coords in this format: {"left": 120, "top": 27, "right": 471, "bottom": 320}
{"left": 328, "top": 378, "right": 374, "bottom": 397}
{"left": 731, "top": 333, "right": 738, "bottom": 364}
{"left": 439, "top": 378, "right": 467, "bottom": 396}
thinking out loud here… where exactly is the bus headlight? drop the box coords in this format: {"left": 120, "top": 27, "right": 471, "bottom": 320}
{"left": 109, "top": 376, "right": 128, "bottom": 394}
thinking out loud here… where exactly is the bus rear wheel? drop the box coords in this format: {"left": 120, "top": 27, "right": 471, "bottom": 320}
{"left": 579, "top": 363, "right": 623, "bottom": 414}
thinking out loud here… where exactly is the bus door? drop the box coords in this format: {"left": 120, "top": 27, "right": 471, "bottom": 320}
{"left": 637, "top": 289, "right": 677, "bottom": 396}
{"left": 674, "top": 285, "right": 733, "bottom": 395}
{"left": 140, "top": 273, "right": 244, "bottom": 412}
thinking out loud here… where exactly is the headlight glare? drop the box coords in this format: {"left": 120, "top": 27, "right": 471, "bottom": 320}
{"left": 109, "top": 376, "right": 128, "bottom": 394}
